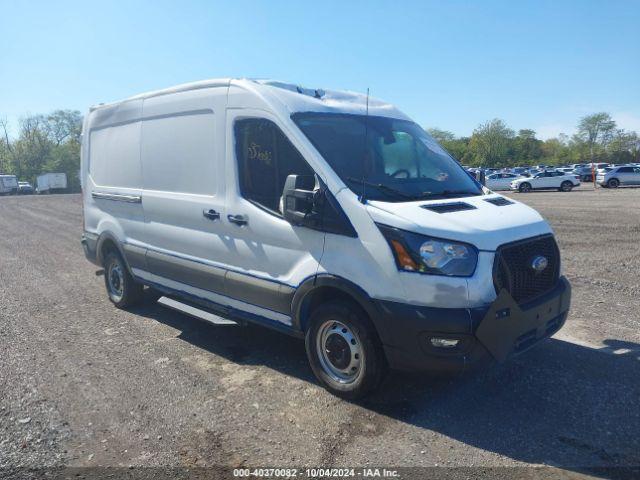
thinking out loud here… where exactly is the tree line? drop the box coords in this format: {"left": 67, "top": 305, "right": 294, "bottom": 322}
{"left": 428, "top": 112, "right": 640, "bottom": 168}
{"left": 1, "top": 110, "right": 639, "bottom": 191}
{"left": 0, "top": 110, "right": 82, "bottom": 191}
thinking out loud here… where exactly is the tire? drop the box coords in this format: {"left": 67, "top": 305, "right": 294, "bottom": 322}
{"left": 607, "top": 178, "right": 619, "bottom": 188}
{"left": 560, "top": 181, "right": 573, "bottom": 192}
{"left": 518, "top": 182, "right": 532, "bottom": 193}
{"left": 103, "top": 251, "right": 143, "bottom": 308}
{"left": 305, "top": 301, "right": 386, "bottom": 399}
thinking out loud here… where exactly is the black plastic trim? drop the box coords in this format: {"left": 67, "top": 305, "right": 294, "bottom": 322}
{"left": 81, "top": 232, "right": 99, "bottom": 265}
{"left": 291, "top": 274, "right": 388, "bottom": 339}
{"left": 421, "top": 202, "right": 476, "bottom": 213}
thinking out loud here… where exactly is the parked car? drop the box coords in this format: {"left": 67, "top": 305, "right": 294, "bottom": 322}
{"left": 596, "top": 165, "right": 640, "bottom": 188}
{"left": 573, "top": 166, "right": 596, "bottom": 182}
{"left": 17, "top": 181, "right": 34, "bottom": 194}
{"left": 81, "top": 79, "right": 571, "bottom": 398}
{"left": 486, "top": 172, "right": 521, "bottom": 191}
{"left": 0, "top": 174, "right": 18, "bottom": 195}
{"left": 511, "top": 170, "right": 580, "bottom": 192}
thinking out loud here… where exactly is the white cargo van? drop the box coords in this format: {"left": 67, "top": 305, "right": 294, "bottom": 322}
{"left": 81, "top": 79, "right": 571, "bottom": 398}
{"left": 37, "top": 172, "right": 68, "bottom": 194}
{"left": 0, "top": 174, "right": 18, "bottom": 195}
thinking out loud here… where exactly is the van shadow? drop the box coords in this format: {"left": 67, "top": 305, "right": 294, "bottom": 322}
{"left": 131, "top": 296, "right": 640, "bottom": 474}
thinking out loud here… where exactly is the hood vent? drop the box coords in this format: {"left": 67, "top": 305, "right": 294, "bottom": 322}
{"left": 421, "top": 202, "right": 477, "bottom": 214}
{"left": 484, "top": 197, "right": 514, "bottom": 207}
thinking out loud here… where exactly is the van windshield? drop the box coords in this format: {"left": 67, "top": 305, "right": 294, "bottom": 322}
{"left": 292, "top": 112, "right": 482, "bottom": 202}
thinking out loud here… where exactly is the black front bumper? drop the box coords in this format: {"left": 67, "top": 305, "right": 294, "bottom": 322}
{"left": 374, "top": 276, "right": 571, "bottom": 373}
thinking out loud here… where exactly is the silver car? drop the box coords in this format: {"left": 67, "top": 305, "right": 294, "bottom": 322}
{"left": 596, "top": 165, "right": 640, "bottom": 188}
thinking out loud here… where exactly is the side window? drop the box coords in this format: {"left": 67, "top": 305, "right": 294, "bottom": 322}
{"left": 619, "top": 167, "right": 632, "bottom": 173}
{"left": 235, "top": 118, "right": 313, "bottom": 213}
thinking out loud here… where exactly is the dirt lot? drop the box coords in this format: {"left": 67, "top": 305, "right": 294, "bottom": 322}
{"left": 1, "top": 188, "right": 639, "bottom": 479}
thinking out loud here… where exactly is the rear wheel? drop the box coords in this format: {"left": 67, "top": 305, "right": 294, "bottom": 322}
{"left": 607, "top": 178, "right": 619, "bottom": 188}
{"left": 305, "top": 301, "right": 386, "bottom": 399}
{"left": 519, "top": 182, "right": 532, "bottom": 193}
{"left": 103, "top": 252, "right": 143, "bottom": 308}
{"left": 560, "top": 181, "right": 573, "bottom": 192}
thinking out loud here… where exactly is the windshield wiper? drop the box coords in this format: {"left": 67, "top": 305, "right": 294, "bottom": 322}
{"left": 345, "top": 177, "right": 418, "bottom": 200}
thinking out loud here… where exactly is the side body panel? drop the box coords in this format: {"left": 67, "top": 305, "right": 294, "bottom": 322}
{"left": 82, "top": 99, "right": 146, "bottom": 269}
{"left": 138, "top": 87, "right": 230, "bottom": 292}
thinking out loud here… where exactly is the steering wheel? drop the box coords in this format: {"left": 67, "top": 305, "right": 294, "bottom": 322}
{"left": 390, "top": 169, "right": 410, "bottom": 179}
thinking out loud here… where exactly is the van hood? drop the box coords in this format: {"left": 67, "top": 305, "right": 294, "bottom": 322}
{"left": 366, "top": 194, "right": 552, "bottom": 251}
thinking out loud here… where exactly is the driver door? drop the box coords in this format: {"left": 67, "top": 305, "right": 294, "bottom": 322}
{"left": 221, "top": 109, "right": 325, "bottom": 324}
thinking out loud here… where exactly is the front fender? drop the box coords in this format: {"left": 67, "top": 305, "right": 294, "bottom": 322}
{"left": 291, "top": 274, "right": 391, "bottom": 343}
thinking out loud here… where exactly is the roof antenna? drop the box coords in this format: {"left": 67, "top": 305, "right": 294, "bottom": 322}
{"left": 360, "top": 87, "right": 370, "bottom": 204}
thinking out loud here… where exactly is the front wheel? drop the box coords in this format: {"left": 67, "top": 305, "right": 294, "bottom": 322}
{"left": 305, "top": 301, "right": 386, "bottom": 399}
{"left": 519, "top": 182, "right": 532, "bottom": 193}
{"left": 560, "top": 181, "right": 573, "bottom": 192}
{"left": 607, "top": 178, "right": 619, "bottom": 188}
{"left": 103, "top": 252, "right": 143, "bottom": 308}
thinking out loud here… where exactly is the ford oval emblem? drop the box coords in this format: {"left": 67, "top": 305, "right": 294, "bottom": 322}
{"left": 531, "top": 255, "right": 548, "bottom": 273}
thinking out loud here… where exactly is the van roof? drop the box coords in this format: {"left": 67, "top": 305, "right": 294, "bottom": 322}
{"left": 89, "top": 78, "right": 410, "bottom": 120}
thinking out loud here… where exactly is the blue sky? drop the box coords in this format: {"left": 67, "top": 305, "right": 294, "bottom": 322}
{"left": 1, "top": 0, "right": 638, "bottom": 139}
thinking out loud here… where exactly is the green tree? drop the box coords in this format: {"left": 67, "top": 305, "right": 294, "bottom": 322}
{"left": 576, "top": 112, "right": 616, "bottom": 163}
{"left": 512, "top": 129, "right": 542, "bottom": 164}
{"left": 427, "top": 128, "right": 469, "bottom": 162}
{"left": 608, "top": 129, "right": 640, "bottom": 164}
{"left": 0, "top": 110, "right": 83, "bottom": 190}
{"left": 45, "top": 110, "right": 82, "bottom": 145}
{"left": 468, "top": 119, "right": 514, "bottom": 167}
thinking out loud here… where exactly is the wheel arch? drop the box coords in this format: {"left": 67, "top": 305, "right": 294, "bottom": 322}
{"left": 96, "top": 232, "right": 129, "bottom": 271}
{"left": 291, "top": 275, "right": 389, "bottom": 341}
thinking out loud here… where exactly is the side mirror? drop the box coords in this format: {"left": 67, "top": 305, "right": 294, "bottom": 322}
{"left": 283, "top": 174, "right": 318, "bottom": 226}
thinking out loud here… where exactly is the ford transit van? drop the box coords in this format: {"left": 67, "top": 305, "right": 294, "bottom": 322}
{"left": 81, "top": 79, "right": 571, "bottom": 398}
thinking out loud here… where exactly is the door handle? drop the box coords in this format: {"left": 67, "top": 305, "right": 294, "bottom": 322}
{"left": 227, "top": 214, "right": 248, "bottom": 226}
{"left": 203, "top": 209, "right": 220, "bottom": 221}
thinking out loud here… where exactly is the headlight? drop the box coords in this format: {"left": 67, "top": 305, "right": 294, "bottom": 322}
{"left": 377, "top": 224, "right": 478, "bottom": 277}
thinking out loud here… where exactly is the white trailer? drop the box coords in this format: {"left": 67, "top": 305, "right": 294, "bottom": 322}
{"left": 37, "top": 173, "right": 68, "bottom": 194}
{"left": 0, "top": 174, "right": 18, "bottom": 195}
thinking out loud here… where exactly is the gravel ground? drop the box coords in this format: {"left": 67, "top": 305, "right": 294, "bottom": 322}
{"left": 0, "top": 190, "right": 638, "bottom": 479}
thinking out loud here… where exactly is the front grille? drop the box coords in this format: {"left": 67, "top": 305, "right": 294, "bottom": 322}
{"left": 493, "top": 235, "right": 560, "bottom": 304}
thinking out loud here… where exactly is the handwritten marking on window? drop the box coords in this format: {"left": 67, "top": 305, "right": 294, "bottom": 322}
{"left": 248, "top": 142, "right": 273, "bottom": 165}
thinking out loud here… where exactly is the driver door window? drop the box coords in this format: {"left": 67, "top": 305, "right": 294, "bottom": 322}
{"left": 235, "top": 118, "right": 313, "bottom": 214}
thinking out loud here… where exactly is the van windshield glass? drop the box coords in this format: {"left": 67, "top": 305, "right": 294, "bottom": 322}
{"left": 292, "top": 112, "right": 482, "bottom": 202}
